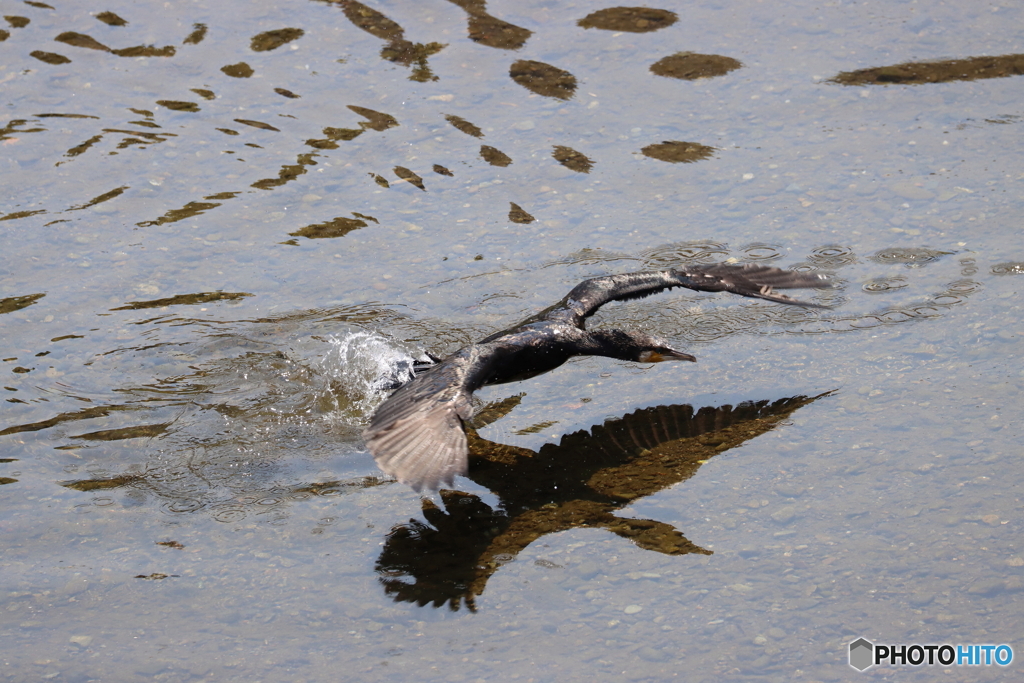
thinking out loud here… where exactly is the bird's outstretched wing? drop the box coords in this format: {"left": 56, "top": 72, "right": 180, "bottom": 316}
{"left": 554, "top": 263, "right": 831, "bottom": 324}
{"left": 364, "top": 350, "right": 477, "bottom": 492}
{"left": 367, "top": 264, "right": 830, "bottom": 491}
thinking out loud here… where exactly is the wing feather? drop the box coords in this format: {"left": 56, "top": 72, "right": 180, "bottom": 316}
{"left": 552, "top": 263, "right": 831, "bottom": 323}
{"left": 364, "top": 351, "right": 475, "bottom": 492}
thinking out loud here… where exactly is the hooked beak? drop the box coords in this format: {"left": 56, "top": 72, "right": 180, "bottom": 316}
{"left": 639, "top": 349, "right": 697, "bottom": 363}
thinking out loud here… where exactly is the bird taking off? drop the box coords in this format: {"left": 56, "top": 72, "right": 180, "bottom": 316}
{"left": 365, "top": 263, "right": 831, "bottom": 491}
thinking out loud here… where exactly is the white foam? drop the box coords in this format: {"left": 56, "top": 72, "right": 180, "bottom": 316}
{"left": 319, "top": 331, "right": 426, "bottom": 418}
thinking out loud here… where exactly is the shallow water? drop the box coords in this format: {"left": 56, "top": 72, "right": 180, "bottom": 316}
{"left": 2, "top": 0, "right": 1023, "bottom": 681}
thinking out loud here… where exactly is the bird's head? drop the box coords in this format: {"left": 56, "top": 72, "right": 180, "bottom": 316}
{"left": 589, "top": 329, "right": 696, "bottom": 363}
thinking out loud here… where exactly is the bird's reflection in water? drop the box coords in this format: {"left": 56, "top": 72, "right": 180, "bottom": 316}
{"left": 375, "top": 392, "right": 830, "bottom": 611}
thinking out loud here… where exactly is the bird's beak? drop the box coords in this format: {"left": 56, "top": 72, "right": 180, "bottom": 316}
{"left": 664, "top": 349, "right": 697, "bottom": 362}
{"left": 640, "top": 349, "right": 696, "bottom": 363}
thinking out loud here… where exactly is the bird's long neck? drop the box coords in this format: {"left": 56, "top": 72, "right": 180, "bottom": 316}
{"left": 578, "top": 329, "right": 639, "bottom": 361}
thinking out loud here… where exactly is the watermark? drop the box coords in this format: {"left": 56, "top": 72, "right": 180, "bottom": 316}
{"left": 849, "top": 637, "right": 1013, "bottom": 671}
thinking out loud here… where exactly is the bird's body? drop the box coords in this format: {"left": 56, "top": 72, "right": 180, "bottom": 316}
{"left": 365, "top": 264, "right": 831, "bottom": 491}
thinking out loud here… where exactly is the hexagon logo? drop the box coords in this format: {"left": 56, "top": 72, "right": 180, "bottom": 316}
{"left": 849, "top": 637, "right": 874, "bottom": 671}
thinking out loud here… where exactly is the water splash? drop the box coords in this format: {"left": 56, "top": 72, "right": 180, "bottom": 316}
{"left": 318, "top": 331, "right": 428, "bottom": 418}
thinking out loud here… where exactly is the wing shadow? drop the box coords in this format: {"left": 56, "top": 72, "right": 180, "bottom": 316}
{"left": 376, "top": 392, "right": 831, "bottom": 611}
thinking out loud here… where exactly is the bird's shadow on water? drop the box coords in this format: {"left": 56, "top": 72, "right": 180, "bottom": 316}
{"left": 374, "top": 392, "right": 832, "bottom": 612}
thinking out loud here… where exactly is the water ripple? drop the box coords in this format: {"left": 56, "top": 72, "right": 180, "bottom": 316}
{"left": 739, "top": 243, "right": 783, "bottom": 261}
{"left": 792, "top": 278, "right": 980, "bottom": 335}
{"left": 992, "top": 262, "right": 1024, "bottom": 275}
{"left": 210, "top": 505, "right": 247, "bottom": 523}
{"left": 862, "top": 276, "right": 908, "bottom": 294}
{"left": 871, "top": 247, "right": 951, "bottom": 267}
{"left": 808, "top": 245, "right": 857, "bottom": 267}
{"left": 640, "top": 242, "right": 730, "bottom": 267}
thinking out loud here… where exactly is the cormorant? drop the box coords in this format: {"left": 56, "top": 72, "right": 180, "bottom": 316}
{"left": 365, "top": 263, "right": 830, "bottom": 491}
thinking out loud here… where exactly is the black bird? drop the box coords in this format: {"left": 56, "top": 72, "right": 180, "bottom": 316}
{"left": 365, "top": 263, "right": 830, "bottom": 491}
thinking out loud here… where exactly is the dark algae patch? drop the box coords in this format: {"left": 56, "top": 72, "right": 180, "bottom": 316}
{"left": 0, "top": 293, "right": 45, "bottom": 315}
{"left": 831, "top": 54, "right": 1024, "bottom": 85}
{"left": 111, "top": 292, "right": 252, "bottom": 310}
{"left": 338, "top": 0, "right": 445, "bottom": 82}
{"left": 137, "top": 200, "right": 220, "bottom": 226}
{"left": 221, "top": 62, "right": 254, "bottom": 78}
{"left": 156, "top": 100, "right": 200, "bottom": 112}
{"left": 183, "top": 23, "right": 207, "bottom": 44}
{"left": 55, "top": 31, "right": 109, "bottom": 51}
{"left": 289, "top": 216, "right": 370, "bottom": 239}
{"left": 111, "top": 45, "right": 175, "bottom": 58}
{"left": 480, "top": 145, "right": 512, "bottom": 167}
{"left": 445, "top": 114, "right": 484, "bottom": 138}
{"left": 53, "top": 31, "right": 175, "bottom": 57}
{"left": 250, "top": 28, "right": 303, "bottom": 52}
{"left": 577, "top": 7, "right": 677, "bottom": 33}
{"left": 339, "top": 0, "right": 403, "bottom": 41}
{"left": 70, "top": 186, "right": 128, "bottom": 211}
{"left": 234, "top": 119, "right": 280, "bottom": 131}
{"left": 135, "top": 573, "right": 178, "bottom": 580}
{"left": 62, "top": 475, "right": 141, "bottom": 492}
{"left": 0, "top": 405, "right": 136, "bottom": 438}
{"left": 508, "top": 203, "right": 534, "bottom": 224}
{"left": 509, "top": 60, "right": 577, "bottom": 100}
{"left": 95, "top": 11, "right": 127, "bottom": 27}
{"left": 445, "top": 0, "right": 532, "bottom": 50}
{"left": 552, "top": 146, "right": 593, "bottom": 173}
{"left": 70, "top": 423, "right": 170, "bottom": 441}
{"left": 348, "top": 105, "right": 398, "bottom": 131}
{"left": 651, "top": 52, "right": 742, "bottom": 80}
{"left": 394, "top": 166, "right": 426, "bottom": 190}
{"left": 641, "top": 140, "right": 716, "bottom": 163}
{"left": 30, "top": 51, "right": 71, "bottom": 65}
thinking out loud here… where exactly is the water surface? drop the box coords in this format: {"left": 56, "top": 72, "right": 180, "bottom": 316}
{"left": 2, "top": 0, "right": 1022, "bottom": 680}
